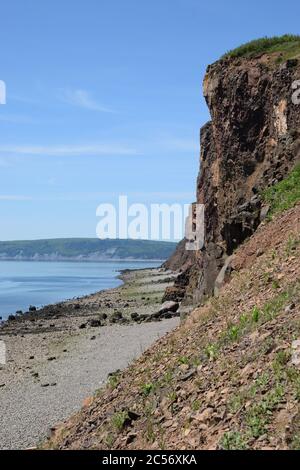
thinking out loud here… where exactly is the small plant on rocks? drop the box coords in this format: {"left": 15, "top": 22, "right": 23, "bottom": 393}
{"left": 219, "top": 431, "right": 249, "bottom": 450}
{"left": 111, "top": 411, "right": 129, "bottom": 432}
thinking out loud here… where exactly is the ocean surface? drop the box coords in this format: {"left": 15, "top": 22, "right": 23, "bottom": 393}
{"left": 0, "top": 260, "right": 160, "bottom": 320}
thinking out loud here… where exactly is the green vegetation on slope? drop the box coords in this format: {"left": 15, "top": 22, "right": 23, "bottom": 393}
{"left": 222, "top": 34, "right": 300, "bottom": 60}
{"left": 0, "top": 238, "right": 176, "bottom": 261}
{"left": 263, "top": 164, "right": 300, "bottom": 218}
{"left": 43, "top": 207, "right": 300, "bottom": 450}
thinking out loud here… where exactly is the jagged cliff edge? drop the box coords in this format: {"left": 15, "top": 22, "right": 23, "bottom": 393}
{"left": 164, "top": 50, "right": 300, "bottom": 305}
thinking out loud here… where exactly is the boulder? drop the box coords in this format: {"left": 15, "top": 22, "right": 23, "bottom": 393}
{"left": 88, "top": 319, "right": 101, "bottom": 328}
{"left": 162, "top": 286, "right": 185, "bottom": 302}
{"left": 161, "top": 312, "right": 174, "bottom": 319}
{"left": 111, "top": 312, "right": 123, "bottom": 323}
{"left": 130, "top": 312, "right": 139, "bottom": 321}
{"left": 138, "top": 314, "right": 147, "bottom": 322}
{"left": 159, "top": 301, "right": 179, "bottom": 315}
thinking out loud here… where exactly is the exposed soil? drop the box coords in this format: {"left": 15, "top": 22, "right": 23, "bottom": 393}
{"left": 45, "top": 204, "right": 300, "bottom": 450}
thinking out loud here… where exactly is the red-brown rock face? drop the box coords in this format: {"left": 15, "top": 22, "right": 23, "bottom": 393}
{"left": 165, "top": 54, "right": 300, "bottom": 304}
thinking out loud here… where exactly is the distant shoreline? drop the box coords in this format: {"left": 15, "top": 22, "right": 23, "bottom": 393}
{"left": 0, "top": 261, "right": 162, "bottom": 322}
{"left": 0, "top": 258, "right": 166, "bottom": 263}
{"left": 0, "top": 266, "right": 178, "bottom": 332}
{"left": 0, "top": 238, "right": 177, "bottom": 265}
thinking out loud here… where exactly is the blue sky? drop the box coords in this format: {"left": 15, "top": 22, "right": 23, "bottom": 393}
{"left": 0, "top": 0, "right": 299, "bottom": 240}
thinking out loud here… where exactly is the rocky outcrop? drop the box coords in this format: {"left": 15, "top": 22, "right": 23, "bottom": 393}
{"left": 165, "top": 53, "right": 300, "bottom": 304}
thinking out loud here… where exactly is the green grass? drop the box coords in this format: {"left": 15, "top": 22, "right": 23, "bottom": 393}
{"left": 204, "top": 343, "right": 219, "bottom": 361}
{"left": 219, "top": 431, "right": 249, "bottom": 450}
{"left": 263, "top": 164, "right": 300, "bottom": 218}
{"left": 273, "top": 350, "right": 290, "bottom": 370}
{"left": 222, "top": 34, "right": 300, "bottom": 60}
{"left": 206, "top": 284, "right": 298, "bottom": 358}
{"left": 107, "top": 371, "right": 121, "bottom": 390}
{"left": 252, "top": 306, "right": 260, "bottom": 323}
{"left": 191, "top": 400, "right": 201, "bottom": 412}
{"left": 111, "top": 411, "right": 129, "bottom": 431}
{"left": 226, "top": 371, "right": 283, "bottom": 440}
{"left": 226, "top": 324, "right": 240, "bottom": 342}
{"left": 141, "top": 383, "right": 155, "bottom": 396}
{"left": 245, "top": 385, "right": 285, "bottom": 438}
{"left": 224, "top": 352, "right": 300, "bottom": 446}
{"left": 178, "top": 355, "right": 190, "bottom": 365}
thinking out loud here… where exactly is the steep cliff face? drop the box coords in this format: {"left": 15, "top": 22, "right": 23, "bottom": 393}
{"left": 165, "top": 53, "right": 300, "bottom": 304}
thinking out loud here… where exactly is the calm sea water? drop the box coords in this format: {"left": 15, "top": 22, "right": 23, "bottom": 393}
{"left": 0, "top": 260, "right": 160, "bottom": 320}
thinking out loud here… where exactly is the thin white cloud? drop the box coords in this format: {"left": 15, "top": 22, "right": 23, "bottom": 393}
{"left": 0, "top": 195, "right": 32, "bottom": 201}
{"left": 61, "top": 88, "right": 114, "bottom": 113}
{"left": 0, "top": 144, "right": 138, "bottom": 157}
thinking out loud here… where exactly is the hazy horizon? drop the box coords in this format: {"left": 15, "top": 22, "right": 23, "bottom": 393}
{"left": 1, "top": 0, "right": 299, "bottom": 240}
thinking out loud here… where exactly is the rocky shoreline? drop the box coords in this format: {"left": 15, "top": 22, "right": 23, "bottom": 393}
{"left": 0, "top": 268, "right": 184, "bottom": 449}
{"left": 0, "top": 267, "right": 181, "bottom": 335}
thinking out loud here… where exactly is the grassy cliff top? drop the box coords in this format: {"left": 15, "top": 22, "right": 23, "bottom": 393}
{"left": 222, "top": 34, "right": 300, "bottom": 61}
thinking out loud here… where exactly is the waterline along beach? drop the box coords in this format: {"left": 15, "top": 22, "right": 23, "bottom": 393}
{"left": 0, "top": 260, "right": 161, "bottom": 321}
{"left": 0, "top": 267, "right": 180, "bottom": 449}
